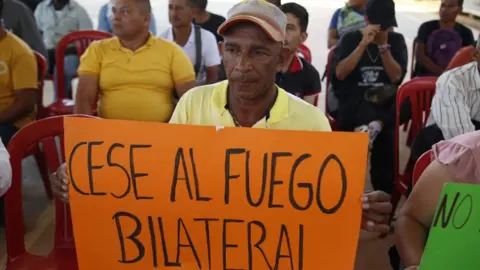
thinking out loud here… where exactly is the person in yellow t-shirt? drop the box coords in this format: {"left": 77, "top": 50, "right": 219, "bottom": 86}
{"left": 169, "top": 0, "right": 393, "bottom": 233}
{"left": 74, "top": 0, "right": 196, "bottom": 123}
{"left": 0, "top": 2, "right": 38, "bottom": 145}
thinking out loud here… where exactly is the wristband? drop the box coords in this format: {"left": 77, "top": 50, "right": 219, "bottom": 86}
{"left": 378, "top": 44, "right": 391, "bottom": 53}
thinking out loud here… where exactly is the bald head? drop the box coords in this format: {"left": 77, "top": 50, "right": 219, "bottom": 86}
{"left": 135, "top": 0, "right": 151, "bottom": 14}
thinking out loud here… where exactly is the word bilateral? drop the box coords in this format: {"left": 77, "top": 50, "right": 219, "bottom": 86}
{"left": 68, "top": 141, "right": 349, "bottom": 269}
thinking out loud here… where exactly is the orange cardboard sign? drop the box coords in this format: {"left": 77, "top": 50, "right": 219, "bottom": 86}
{"left": 65, "top": 117, "right": 368, "bottom": 270}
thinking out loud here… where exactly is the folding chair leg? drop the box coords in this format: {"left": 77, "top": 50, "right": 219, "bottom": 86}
{"left": 34, "top": 147, "right": 53, "bottom": 199}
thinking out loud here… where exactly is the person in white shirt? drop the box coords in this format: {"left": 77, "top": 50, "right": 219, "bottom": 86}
{"left": 410, "top": 38, "right": 480, "bottom": 187}
{"left": 0, "top": 139, "right": 11, "bottom": 197}
{"left": 160, "top": 0, "right": 221, "bottom": 86}
{"left": 34, "top": 0, "right": 93, "bottom": 98}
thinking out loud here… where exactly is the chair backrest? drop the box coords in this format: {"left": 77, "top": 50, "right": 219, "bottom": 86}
{"left": 412, "top": 149, "right": 433, "bottom": 187}
{"left": 394, "top": 77, "right": 437, "bottom": 184}
{"left": 296, "top": 44, "right": 312, "bottom": 63}
{"left": 446, "top": 45, "right": 476, "bottom": 71}
{"left": 5, "top": 114, "right": 98, "bottom": 262}
{"left": 55, "top": 30, "right": 113, "bottom": 100}
{"left": 34, "top": 51, "right": 48, "bottom": 119}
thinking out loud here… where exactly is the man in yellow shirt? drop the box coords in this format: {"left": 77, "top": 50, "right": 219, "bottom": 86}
{"left": 52, "top": 0, "right": 393, "bottom": 235}
{"left": 169, "top": 0, "right": 393, "bottom": 232}
{"left": 74, "top": 0, "right": 196, "bottom": 122}
{"left": 0, "top": 0, "right": 38, "bottom": 145}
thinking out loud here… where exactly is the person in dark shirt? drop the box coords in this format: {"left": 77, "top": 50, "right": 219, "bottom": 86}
{"left": 413, "top": 0, "right": 474, "bottom": 77}
{"left": 277, "top": 2, "right": 320, "bottom": 105}
{"left": 332, "top": 0, "right": 407, "bottom": 193}
{"left": 191, "top": 0, "right": 225, "bottom": 42}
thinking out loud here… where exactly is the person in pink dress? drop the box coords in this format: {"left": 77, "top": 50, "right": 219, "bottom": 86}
{"left": 396, "top": 130, "right": 480, "bottom": 270}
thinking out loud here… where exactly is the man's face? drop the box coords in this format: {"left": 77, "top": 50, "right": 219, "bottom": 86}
{"left": 439, "top": 0, "right": 461, "bottom": 22}
{"left": 168, "top": 0, "right": 193, "bottom": 28}
{"left": 221, "top": 23, "right": 287, "bottom": 101}
{"left": 284, "top": 13, "right": 307, "bottom": 53}
{"left": 110, "top": 0, "right": 150, "bottom": 38}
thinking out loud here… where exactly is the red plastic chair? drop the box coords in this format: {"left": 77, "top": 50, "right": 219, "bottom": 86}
{"left": 5, "top": 114, "right": 98, "bottom": 269}
{"left": 412, "top": 149, "right": 433, "bottom": 187}
{"left": 325, "top": 46, "right": 337, "bottom": 130}
{"left": 296, "top": 44, "right": 312, "bottom": 63}
{"left": 48, "top": 30, "right": 113, "bottom": 117}
{"left": 446, "top": 45, "right": 476, "bottom": 71}
{"left": 31, "top": 52, "right": 54, "bottom": 199}
{"left": 391, "top": 77, "right": 437, "bottom": 218}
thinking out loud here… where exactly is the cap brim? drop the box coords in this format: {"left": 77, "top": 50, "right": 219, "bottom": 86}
{"left": 217, "top": 15, "right": 284, "bottom": 42}
{"left": 380, "top": 18, "right": 398, "bottom": 30}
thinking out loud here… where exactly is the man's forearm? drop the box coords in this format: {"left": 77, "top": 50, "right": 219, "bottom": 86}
{"left": 380, "top": 50, "right": 402, "bottom": 83}
{"left": 73, "top": 98, "right": 94, "bottom": 115}
{"left": 335, "top": 44, "right": 367, "bottom": 80}
{"left": 0, "top": 102, "right": 34, "bottom": 124}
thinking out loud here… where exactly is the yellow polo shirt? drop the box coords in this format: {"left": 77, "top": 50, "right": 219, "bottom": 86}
{"left": 0, "top": 32, "right": 38, "bottom": 128}
{"left": 78, "top": 35, "right": 195, "bottom": 122}
{"left": 169, "top": 80, "right": 331, "bottom": 131}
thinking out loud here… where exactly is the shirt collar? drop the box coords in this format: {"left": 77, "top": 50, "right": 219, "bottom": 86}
{"left": 167, "top": 24, "right": 196, "bottom": 45}
{"left": 211, "top": 80, "right": 289, "bottom": 126}
{"left": 48, "top": 0, "right": 72, "bottom": 8}
{"left": 289, "top": 55, "right": 303, "bottom": 73}
{"left": 111, "top": 33, "right": 155, "bottom": 52}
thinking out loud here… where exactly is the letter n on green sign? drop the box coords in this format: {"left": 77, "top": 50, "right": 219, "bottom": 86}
{"left": 420, "top": 183, "right": 477, "bottom": 270}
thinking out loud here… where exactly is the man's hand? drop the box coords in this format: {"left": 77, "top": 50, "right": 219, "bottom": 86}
{"left": 361, "top": 190, "right": 392, "bottom": 233}
{"left": 377, "top": 30, "right": 389, "bottom": 45}
{"left": 51, "top": 163, "right": 69, "bottom": 203}
{"left": 361, "top": 25, "right": 380, "bottom": 47}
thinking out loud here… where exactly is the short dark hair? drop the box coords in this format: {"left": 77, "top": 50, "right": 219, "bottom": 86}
{"left": 280, "top": 2, "right": 309, "bottom": 32}
{"left": 192, "top": 0, "right": 208, "bottom": 10}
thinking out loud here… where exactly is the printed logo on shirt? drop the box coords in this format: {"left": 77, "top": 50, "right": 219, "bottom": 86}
{"left": 0, "top": 61, "right": 8, "bottom": 76}
{"left": 359, "top": 66, "right": 383, "bottom": 87}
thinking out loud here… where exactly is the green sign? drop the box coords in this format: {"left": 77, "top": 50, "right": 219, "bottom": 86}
{"left": 420, "top": 183, "right": 478, "bottom": 270}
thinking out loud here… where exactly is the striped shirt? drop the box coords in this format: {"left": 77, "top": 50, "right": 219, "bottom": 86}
{"left": 429, "top": 61, "right": 480, "bottom": 139}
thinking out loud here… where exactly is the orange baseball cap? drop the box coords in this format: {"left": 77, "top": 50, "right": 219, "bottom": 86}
{"left": 217, "top": 0, "right": 287, "bottom": 42}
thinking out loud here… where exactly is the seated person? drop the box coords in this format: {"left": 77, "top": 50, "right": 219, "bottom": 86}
{"left": 160, "top": 0, "right": 220, "bottom": 86}
{"left": 410, "top": 39, "right": 480, "bottom": 188}
{"left": 396, "top": 130, "right": 480, "bottom": 269}
{"left": 54, "top": 0, "right": 393, "bottom": 236}
{"left": 326, "top": 0, "right": 367, "bottom": 117}
{"left": 1, "top": 0, "right": 46, "bottom": 58}
{"left": 34, "top": 0, "right": 93, "bottom": 98}
{"left": 332, "top": 0, "right": 407, "bottom": 193}
{"left": 75, "top": 0, "right": 196, "bottom": 123}
{"left": 413, "top": 0, "right": 474, "bottom": 77}
{"left": 0, "top": 8, "right": 38, "bottom": 146}
{"left": 327, "top": 0, "right": 367, "bottom": 49}
{"left": 190, "top": 0, "right": 225, "bottom": 42}
{"left": 98, "top": 1, "right": 157, "bottom": 35}
{"left": 277, "top": 2, "right": 320, "bottom": 106}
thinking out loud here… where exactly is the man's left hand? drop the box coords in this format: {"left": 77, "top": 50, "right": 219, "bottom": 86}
{"left": 361, "top": 191, "right": 392, "bottom": 233}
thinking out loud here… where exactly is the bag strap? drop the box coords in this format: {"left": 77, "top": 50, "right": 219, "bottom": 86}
{"left": 194, "top": 25, "right": 202, "bottom": 74}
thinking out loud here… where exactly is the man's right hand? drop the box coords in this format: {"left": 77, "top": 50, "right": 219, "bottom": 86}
{"left": 361, "top": 24, "right": 380, "bottom": 47}
{"left": 51, "top": 163, "right": 69, "bottom": 203}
